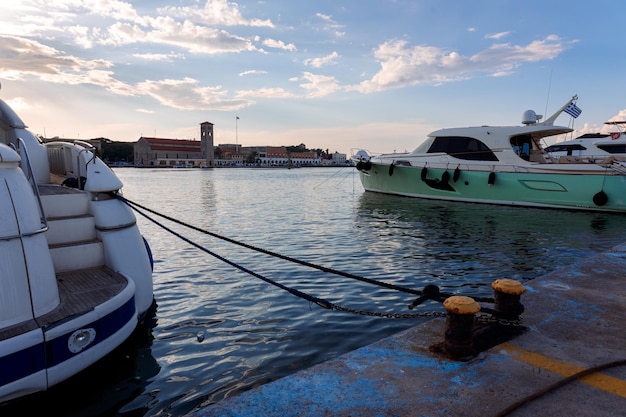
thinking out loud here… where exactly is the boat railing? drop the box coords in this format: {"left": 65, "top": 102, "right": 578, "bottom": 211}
{"left": 605, "top": 162, "right": 626, "bottom": 175}
{"left": 72, "top": 140, "right": 96, "bottom": 150}
{"left": 76, "top": 146, "right": 97, "bottom": 188}
{"left": 2, "top": 138, "right": 49, "bottom": 241}
{"left": 47, "top": 140, "right": 97, "bottom": 189}
{"left": 399, "top": 159, "right": 532, "bottom": 173}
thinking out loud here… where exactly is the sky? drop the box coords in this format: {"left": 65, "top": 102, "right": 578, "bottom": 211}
{"left": 2, "top": 0, "right": 626, "bottom": 157}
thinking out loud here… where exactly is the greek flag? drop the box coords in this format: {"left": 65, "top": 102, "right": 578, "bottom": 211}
{"left": 564, "top": 102, "right": 582, "bottom": 118}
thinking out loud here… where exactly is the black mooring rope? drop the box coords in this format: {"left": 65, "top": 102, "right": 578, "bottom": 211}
{"left": 494, "top": 358, "right": 626, "bottom": 417}
{"left": 120, "top": 196, "right": 334, "bottom": 310}
{"left": 117, "top": 194, "right": 427, "bottom": 296}
{"left": 116, "top": 194, "right": 495, "bottom": 304}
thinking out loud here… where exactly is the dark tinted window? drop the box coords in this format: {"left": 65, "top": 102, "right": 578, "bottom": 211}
{"left": 544, "top": 144, "right": 586, "bottom": 152}
{"left": 598, "top": 144, "right": 626, "bottom": 154}
{"left": 427, "top": 136, "right": 498, "bottom": 161}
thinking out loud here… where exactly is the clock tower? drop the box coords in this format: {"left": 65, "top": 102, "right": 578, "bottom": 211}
{"left": 200, "top": 121, "right": 214, "bottom": 167}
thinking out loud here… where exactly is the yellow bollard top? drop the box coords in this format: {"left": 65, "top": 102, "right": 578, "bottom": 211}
{"left": 492, "top": 278, "right": 526, "bottom": 295}
{"left": 443, "top": 296, "right": 480, "bottom": 315}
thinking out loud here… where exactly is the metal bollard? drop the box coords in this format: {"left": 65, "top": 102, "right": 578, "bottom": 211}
{"left": 443, "top": 296, "right": 480, "bottom": 359}
{"left": 491, "top": 279, "right": 525, "bottom": 320}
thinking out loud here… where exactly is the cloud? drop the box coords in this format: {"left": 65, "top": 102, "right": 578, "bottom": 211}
{"left": 315, "top": 13, "right": 333, "bottom": 22}
{"left": 157, "top": 0, "right": 275, "bottom": 27}
{"left": 133, "top": 52, "right": 185, "bottom": 62}
{"left": 303, "top": 51, "right": 340, "bottom": 68}
{"left": 235, "top": 87, "right": 296, "bottom": 99}
{"left": 79, "top": 0, "right": 144, "bottom": 23}
{"left": 485, "top": 31, "right": 511, "bottom": 40}
{"left": 0, "top": 35, "right": 115, "bottom": 84}
{"left": 135, "top": 77, "right": 254, "bottom": 110}
{"left": 89, "top": 16, "right": 258, "bottom": 54}
{"left": 471, "top": 36, "right": 565, "bottom": 66}
{"left": 0, "top": 0, "right": 572, "bottom": 114}
{"left": 296, "top": 72, "right": 341, "bottom": 98}
{"left": 0, "top": 35, "right": 251, "bottom": 111}
{"left": 608, "top": 110, "right": 626, "bottom": 123}
{"left": 239, "top": 70, "right": 268, "bottom": 76}
{"left": 262, "top": 38, "right": 297, "bottom": 51}
{"left": 143, "top": 17, "right": 257, "bottom": 54}
{"left": 7, "top": 1, "right": 266, "bottom": 55}
{"left": 0, "top": 29, "right": 570, "bottom": 107}
{"left": 101, "top": 22, "right": 148, "bottom": 47}
{"left": 352, "top": 36, "right": 567, "bottom": 93}
{"left": 314, "top": 12, "right": 345, "bottom": 37}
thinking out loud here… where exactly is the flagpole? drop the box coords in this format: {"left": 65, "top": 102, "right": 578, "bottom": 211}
{"left": 235, "top": 116, "right": 239, "bottom": 151}
{"left": 543, "top": 95, "right": 578, "bottom": 125}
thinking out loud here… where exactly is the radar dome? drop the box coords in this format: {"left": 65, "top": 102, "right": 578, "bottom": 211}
{"left": 522, "top": 110, "right": 537, "bottom": 125}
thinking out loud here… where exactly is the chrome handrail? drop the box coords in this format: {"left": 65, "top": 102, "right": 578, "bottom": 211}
{"left": 15, "top": 138, "right": 49, "bottom": 230}
{"left": 75, "top": 143, "right": 97, "bottom": 189}
{"left": 0, "top": 226, "right": 49, "bottom": 242}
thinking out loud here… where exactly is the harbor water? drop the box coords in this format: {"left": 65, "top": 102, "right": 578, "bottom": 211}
{"left": 3, "top": 167, "right": 626, "bottom": 417}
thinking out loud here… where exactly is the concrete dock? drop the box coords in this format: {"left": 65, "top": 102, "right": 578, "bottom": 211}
{"left": 190, "top": 244, "right": 626, "bottom": 417}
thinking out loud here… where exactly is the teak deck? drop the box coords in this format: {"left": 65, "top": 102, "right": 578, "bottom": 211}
{"left": 0, "top": 266, "right": 128, "bottom": 341}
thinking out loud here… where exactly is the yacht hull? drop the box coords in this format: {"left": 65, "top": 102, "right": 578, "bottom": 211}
{"left": 359, "top": 163, "right": 626, "bottom": 212}
{"left": 0, "top": 96, "right": 154, "bottom": 403}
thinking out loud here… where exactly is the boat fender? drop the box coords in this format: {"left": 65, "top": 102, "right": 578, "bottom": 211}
{"left": 356, "top": 161, "right": 364, "bottom": 170}
{"left": 421, "top": 167, "right": 428, "bottom": 181}
{"left": 389, "top": 163, "right": 395, "bottom": 176}
{"left": 488, "top": 172, "right": 496, "bottom": 186}
{"left": 453, "top": 166, "right": 461, "bottom": 182}
{"left": 593, "top": 190, "right": 608, "bottom": 206}
{"left": 363, "top": 160, "right": 372, "bottom": 171}
{"left": 441, "top": 170, "right": 450, "bottom": 184}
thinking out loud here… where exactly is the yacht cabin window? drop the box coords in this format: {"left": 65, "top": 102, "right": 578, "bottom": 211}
{"left": 598, "top": 144, "right": 626, "bottom": 154}
{"left": 426, "top": 136, "right": 498, "bottom": 161}
{"left": 510, "top": 134, "right": 534, "bottom": 160}
{"left": 544, "top": 144, "right": 586, "bottom": 155}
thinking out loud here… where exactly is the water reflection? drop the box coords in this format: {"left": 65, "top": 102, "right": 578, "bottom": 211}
{"left": 354, "top": 192, "right": 626, "bottom": 296}
{"left": 5, "top": 168, "right": 626, "bottom": 417}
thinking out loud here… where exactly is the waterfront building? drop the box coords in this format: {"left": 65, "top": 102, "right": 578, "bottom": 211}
{"left": 132, "top": 121, "right": 343, "bottom": 168}
{"left": 253, "top": 146, "right": 321, "bottom": 166}
{"left": 326, "top": 151, "right": 347, "bottom": 166}
{"left": 215, "top": 143, "right": 245, "bottom": 166}
{"left": 134, "top": 137, "right": 204, "bottom": 167}
{"left": 200, "top": 121, "right": 215, "bottom": 167}
{"left": 133, "top": 122, "right": 214, "bottom": 167}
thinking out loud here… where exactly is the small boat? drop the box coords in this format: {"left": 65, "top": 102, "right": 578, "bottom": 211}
{"left": 0, "top": 86, "right": 154, "bottom": 403}
{"left": 353, "top": 96, "right": 626, "bottom": 213}
{"left": 545, "top": 121, "right": 626, "bottom": 162}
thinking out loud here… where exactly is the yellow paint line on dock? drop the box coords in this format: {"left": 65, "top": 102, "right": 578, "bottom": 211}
{"left": 501, "top": 343, "right": 626, "bottom": 398}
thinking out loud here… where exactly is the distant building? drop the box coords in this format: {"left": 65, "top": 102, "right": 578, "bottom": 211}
{"left": 200, "top": 122, "right": 215, "bottom": 167}
{"left": 133, "top": 122, "right": 214, "bottom": 167}
{"left": 289, "top": 150, "right": 321, "bottom": 166}
{"left": 215, "top": 143, "right": 244, "bottom": 166}
{"left": 132, "top": 120, "right": 345, "bottom": 168}
{"left": 134, "top": 137, "right": 203, "bottom": 167}
{"left": 253, "top": 146, "right": 321, "bottom": 166}
{"left": 329, "top": 151, "right": 347, "bottom": 165}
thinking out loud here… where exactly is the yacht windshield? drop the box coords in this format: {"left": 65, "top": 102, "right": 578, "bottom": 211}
{"left": 426, "top": 136, "right": 498, "bottom": 161}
